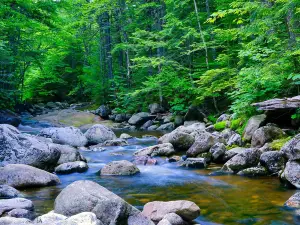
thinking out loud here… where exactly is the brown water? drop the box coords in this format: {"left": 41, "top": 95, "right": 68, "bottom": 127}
{"left": 17, "top": 135, "right": 297, "bottom": 225}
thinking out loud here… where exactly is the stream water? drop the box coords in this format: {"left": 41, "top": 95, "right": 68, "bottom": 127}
{"left": 17, "top": 117, "right": 298, "bottom": 225}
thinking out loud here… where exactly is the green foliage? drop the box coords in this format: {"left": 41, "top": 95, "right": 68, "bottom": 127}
{"left": 270, "top": 137, "right": 292, "bottom": 151}
{"left": 207, "top": 115, "right": 217, "bottom": 124}
{"left": 214, "top": 121, "right": 227, "bottom": 131}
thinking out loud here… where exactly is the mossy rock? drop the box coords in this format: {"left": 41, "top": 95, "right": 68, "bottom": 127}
{"left": 214, "top": 121, "right": 227, "bottom": 131}
{"left": 270, "top": 137, "right": 292, "bottom": 151}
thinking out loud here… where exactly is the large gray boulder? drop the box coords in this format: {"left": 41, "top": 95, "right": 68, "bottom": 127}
{"left": 134, "top": 143, "right": 175, "bottom": 157}
{"left": 55, "top": 161, "right": 88, "bottom": 174}
{"left": 0, "top": 124, "right": 60, "bottom": 171}
{"left": 0, "top": 185, "right": 20, "bottom": 198}
{"left": 0, "top": 164, "right": 60, "bottom": 188}
{"left": 39, "top": 126, "right": 87, "bottom": 147}
{"left": 128, "top": 112, "right": 154, "bottom": 125}
{"left": 243, "top": 114, "right": 266, "bottom": 141}
{"left": 84, "top": 125, "right": 116, "bottom": 145}
{"left": 251, "top": 125, "right": 285, "bottom": 147}
{"left": 142, "top": 200, "right": 200, "bottom": 223}
{"left": 100, "top": 160, "right": 140, "bottom": 176}
{"left": 280, "top": 134, "right": 300, "bottom": 160}
{"left": 260, "top": 151, "right": 285, "bottom": 174}
{"left": 209, "top": 143, "right": 226, "bottom": 162}
{"left": 54, "top": 180, "right": 140, "bottom": 224}
{"left": 283, "top": 161, "right": 300, "bottom": 188}
{"left": 284, "top": 192, "right": 300, "bottom": 208}
{"left": 186, "top": 131, "right": 219, "bottom": 157}
{"left": 0, "top": 198, "right": 34, "bottom": 217}
{"left": 222, "top": 147, "right": 247, "bottom": 162}
{"left": 221, "top": 149, "right": 261, "bottom": 173}
{"left": 227, "top": 133, "right": 242, "bottom": 146}
{"left": 158, "top": 131, "right": 195, "bottom": 151}
{"left": 51, "top": 144, "right": 86, "bottom": 165}
{"left": 95, "top": 105, "right": 111, "bottom": 119}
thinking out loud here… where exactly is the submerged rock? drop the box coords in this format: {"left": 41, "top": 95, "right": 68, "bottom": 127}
{"left": 55, "top": 161, "right": 88, "bottom": 174}
{"left": 0, "top": 164, "right": 60, "bottom": 188}
{"left": 134, "top": 143, "right": 175, "bottom": 157}
{"left": 142, "top": 200, "right": 200, "bottom": 223}
{"left": 101, "top": 139, "right": 128, "bottom": 146}
{"left": 39, "top": 126, "right": 88, "bottom": 147}
{"left": 54, "top": 180, "right": 140, "bottom": 224}
{"left": 0, "top": 124, "right": 60, "bottom": 171}
{"left": 100, "top": 160, "right": 140, "bottom": 176}
{"left": 84, "top": 124, "right": 116, "bottom": 145}
{"left": 0, "top": 185, "right": 21, "bottom": 198}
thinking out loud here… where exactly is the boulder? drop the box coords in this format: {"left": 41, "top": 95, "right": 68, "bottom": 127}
{"left": 0, "top": 164, "right": 60, "bottom": 188}
{"left": 100, "top": 160, "right": 140, "bottom": 176}
{"left": 54, "top": 180, "right": 140, "bottom": 224}
{"left": 95, "top": 105, "right": 111, "bottom": 119}
{"left": 39, "top": 127, "right": 87, "bottom": 147}
{"left": 163, "top": 115, "right": 173, "bottom": 124}
{"left": 243, "top": 114, "right": 266, "bottom": 141}
{"left": 128, "top": 113, "right": 154, "bottom": 125}
{"left": 284, "top": 192, "right": 300, "bottom": 208}
{"left": 209, "top": 143, "right": 226, "bottom": 162}
{"left": 55, "top": 161, "right": 88, "bottom": 174}
{"left": 115, "top": 114, "right": 126, "bottom": 123}
{"left": 101, "top": 139, "right": 128, "bottom": 146}
{"left": 0, "top": 185, "right": 20, "bottom": 198}
{"left": 0, "top": 124, "right": 60, "bottom": 171}
{"left": 216, "top": 114, "right": 230, "bottom": 122}
{"left": 128, "top": 213, "right": 155, "bottom": 225}
{"left": 84, "top": 125, "right": 116, "bottom": 145}
{"left": 260, "top": 151, "right": 285, "bottom": 174}
{"left": 158, "top": 131, "right": 195, "bottom": 151}
{"left": 160, "top": 213, "right": 187, "bottom": 225}
{"left": 34, "top": 211, "right": 67, "bottom": 224}
{"left": 184, "top": 106, "right": 206, "bottom": 122}
{"left": 66, "top": 212, "right": 101, "bottom": 225}
{"left": 142, "top": 200, "right": 200, "bottom": 223}
{"left": 51, "top": 144, "right": 85, "bottom": 165}
{"left": 0, "top": 198, "right": 34, "bottom": 216}
{"left": 141, "top": 120, "right": 154, "bottom": 130}
{"left": 0, "top": 217, "right": 32, "bottom": 224}
{"left": 186, "top": 131, "right": 219, "bottom": 157}
{"left": 149, "top": 103, "right": 164, "bottom": 114}
{"left": 205, "top": 125, "right": 215, "bottom": 133}
{"left": 227, "top": 133, "right": 242, "bottom": 146}
{"left": 280, "top": 134, "right": 300, "bottom": 160}
{"left": 251, "top": 125, "right": 285, "bottom": 147}
{"left": 133, "top": 156, "right": 157, "bottom": 166}
{"left": 237, "top": 166, "right": 268, "bottom": 176}
{"left": 221, "top": 148, "right": 261, "bottom": 173}
{"left": 178, "top": 158, "right": 206, "bottom": 169}
{"left": 120, "top": 133, "right": 132, "bottom": 139}
{"left": 0, "top": 110, "right": 21, "bottom": 127}
{"left": 178, "top": 123, "right": 206, "bottom": 134}
{"left": 157, "top": 123, "right": 175, "bottom": 131}
{"left": 283, "top": 161, "right": 300, "bottom": 188}
{"left": 7, "top": 208, "right": 35, "bottom": 220}
{"left": 222, "top": 147, "right": 247, "bottom": 162}
{"left": 134, "top": 143, "right": 175, "bottom": 157}
{"left": 148, "top": 125, "right": 158, "bottom": 131}
{"left": 220, "top": 129, "right": 235, "bottom": 142}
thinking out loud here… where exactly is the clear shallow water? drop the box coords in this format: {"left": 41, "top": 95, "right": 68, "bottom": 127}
{"left": 17, "top": 119, "right": 298, "bottom": 225}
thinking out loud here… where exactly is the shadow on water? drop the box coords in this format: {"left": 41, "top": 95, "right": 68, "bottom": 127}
{"left": 16, "top": 119, "right": 298, "bottom": 225}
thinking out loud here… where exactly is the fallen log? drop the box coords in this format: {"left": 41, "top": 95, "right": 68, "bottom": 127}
{"left": 252, "top": 96, "right": 300, "bottom": 111}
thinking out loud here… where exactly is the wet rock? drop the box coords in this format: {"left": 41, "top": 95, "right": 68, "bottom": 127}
{"left": 0, "top": 164, "right": 60, "bottom": 188}
{"left": 55, "top": 161, "right": 88, "bottom": 174}
{"left": 227, "top": 133, "right": 242, "bottom": 146}
{"left": 217, "top": 114, "right": 230, "bottom": 122}
{"left": 186, "top": 131, "right": 219, "bottom": 157}
{"left": 184, "top": 106, "right": 206, "bottom": 122}
{"left": 39, "top": 126, "right": 87, "bottom": 147}
{"left": 283, "top": 161, "right": 300, "bottom": 188}
{"left": 280, "top": 134, "right": 300, "bottom": 160}
{"left": 51, "top": 144, "right": 85, "bottom": 165}
{"left": 243, "top": 114, "right": 266, "bottom": 141}
{"left": 54, "top": 180, "right": 140, "bottom": 224}
{"left": 120, "top": 133, "right": 133, "bottom": 139}
{"left": 284, "top": 192, "right": 300, "bottom": 208}
{"left": 0, "top": 217, "right": 32, "bottom": 224}
{"left": 167, "top": 156, "right": 181, "bottom": 163}
{"left": 197, "top": 152, "right": 212, "bottom": 164}
{"left": 222, "top": 147, "right": 248, "bottom": 162}
{"left": 158, "top": 131, "right": 195, "bottom": 151}
{"left": 128, "top": 213, "right": 155, "bottom": 225}
{"left": 0, "top": 198, "right": 34, "bottom": 216}
{"left": 128, "top": 112, "right": 154, "bottom": 125}
{"left": 141, "top": 120, "right": 154, "bottom": 130}
{"left": 101, "top": 139, "right": 128, "bottom": 146}
{"left": 148, "top": 125, "right": 158, "bottom": 131}
{"left": 84, "top": 125, "right": 116, "bottom": 145}
{"left": 149, "top": 103, "right": 164, "bottom": 114}
{"left": 237, "top": 166, "right": 268, "bottom": 176}
{"left": 7, "top": 208, "right": 35, "bottom": 220}
{"left": 0, "top": 124, "right": 60, "bottom": 171}
{"left": 0, "top": 185, "right": 21, "bottom": 198}
{"left": 260, "top": 151, "right": 285, "bottom": 174}
{"left": 100, "top": 160, "right": 140, "bottom": 176}
{"left": 221, "top": 148, "right": 261, "bottom": 173}
{"left": 95, "top": 105, "right": 111, "bottom": 119}
{"left": 251, "top": 125, "right": 285, "bottom": 148}
{"left": 133, "top": 156, "right": 157, "bottom": 166}
{"left": 157, "top": 122, "right": 175, "bottom": 131}
{"left": 0, "top": 110, "right": 21, "bottom": 127}
{"left": 209, "top": 143, "right": 226, "bottom": 162}
{"left": 142, "top": 200, "right": 200, "bottom": 223}
{"left": 178, "top": 158, "right": 206, "bottom": 169}
{"left": 134, "top": 143, "right": 175, "bottom": 157}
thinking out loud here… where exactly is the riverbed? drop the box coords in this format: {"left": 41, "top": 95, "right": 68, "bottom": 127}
{"left": 18, "top": 119, "right": 298, "bottom": 225}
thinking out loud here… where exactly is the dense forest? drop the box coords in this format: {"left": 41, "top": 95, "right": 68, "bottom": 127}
{"left": 0, "top": 0, "right": 299, "bottom": 117}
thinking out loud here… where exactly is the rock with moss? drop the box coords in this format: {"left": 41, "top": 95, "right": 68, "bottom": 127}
{"left": 214, "top": 121, "right": 227, "bottom": 131}
{"left": 217, "top": 114, "right": 230, "bottom": 122}
{"left": 282, "top": 161, "right": 300, "bottom": 188}
{"left": 222, "top": 147, "right": 248, "bottom": 162}
{"left": 209, "top": 143, "right": 226, "bottom": 162}
{"left": 237, "top": 166, "right": 268, "bottom": 176}
{"left": 280, "top": 134, "right": 300, "bottom": 160}
{"left": 251, "top": 124, "right": 285, "bottom": 148}
{"left": 243, "top": 114, "right": 266, "bottom": 142}
{"left": 178, "top": 158, "right": 207, "bottom": 169}
{"left": 260, "top": 151, "right": 285, "bottom": 174}
{"left": 197, "top": 152, "right": 212, "bottom": 164}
